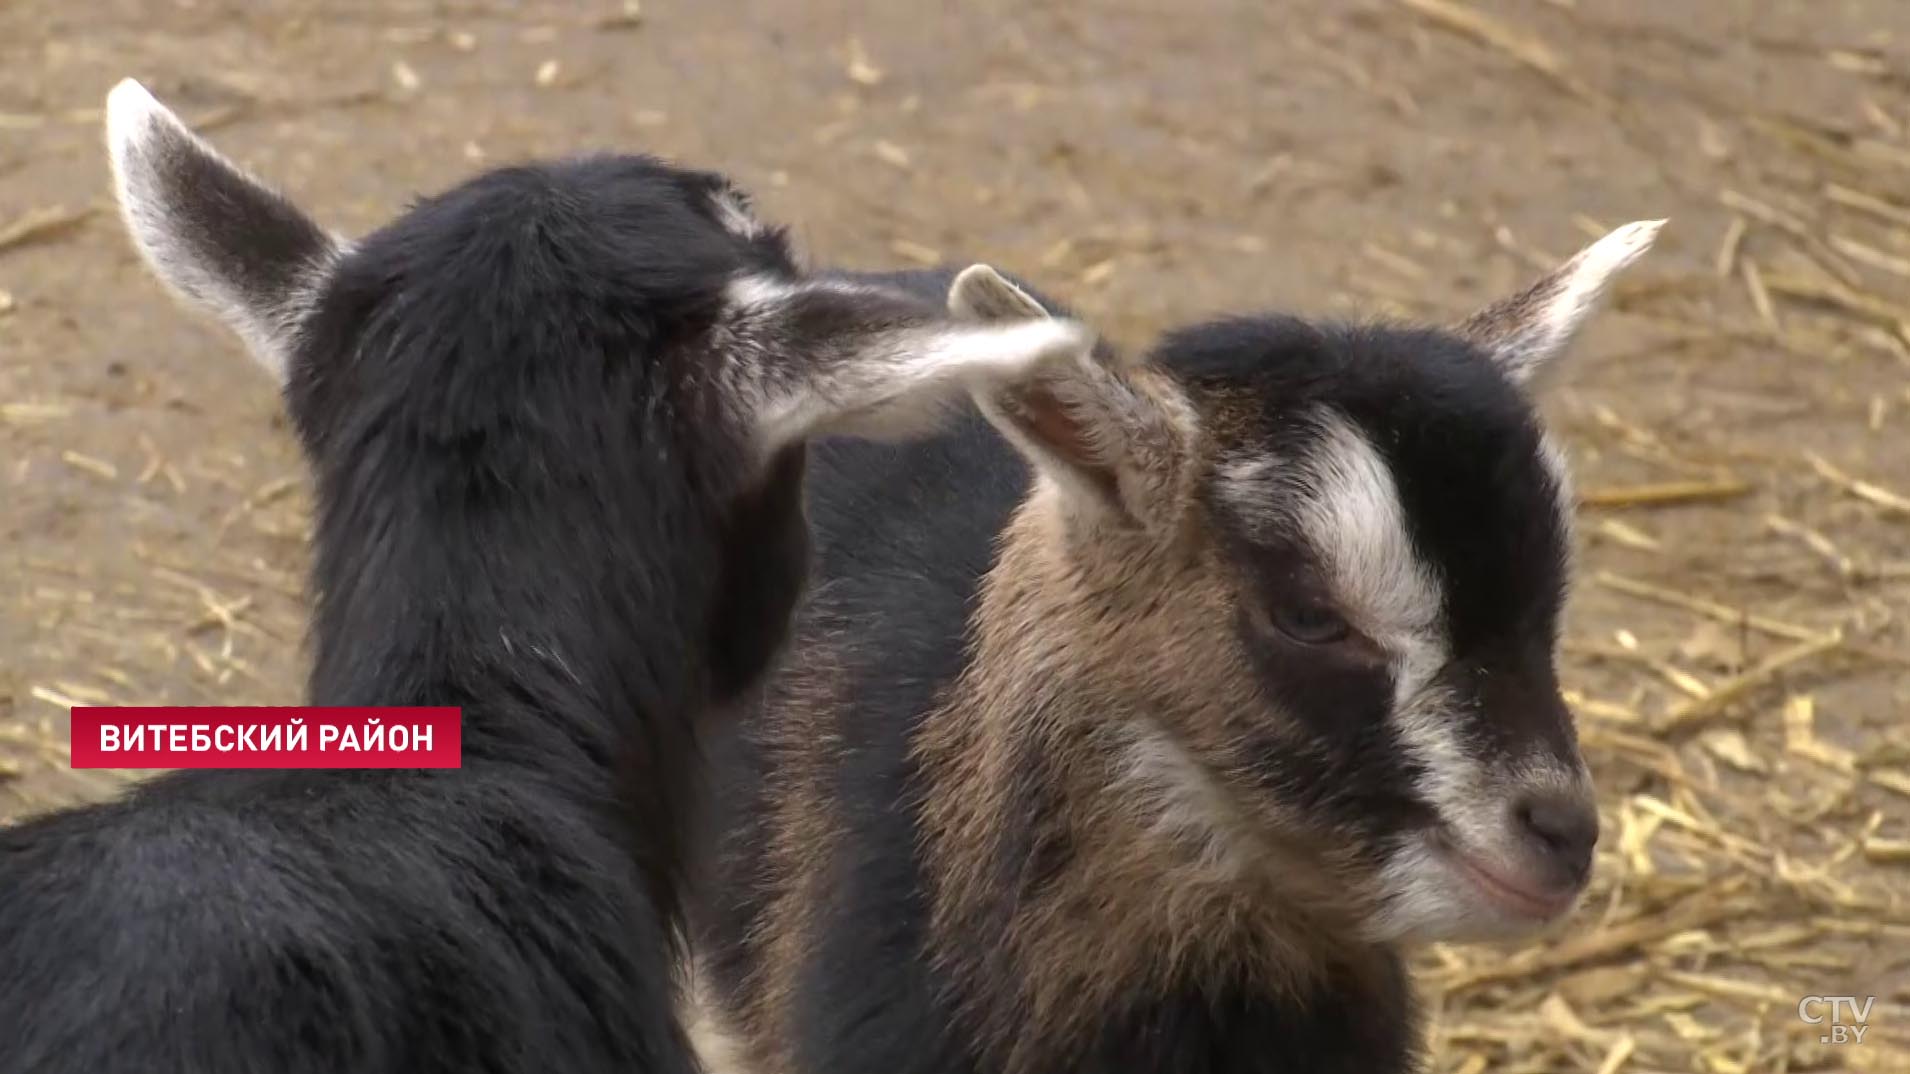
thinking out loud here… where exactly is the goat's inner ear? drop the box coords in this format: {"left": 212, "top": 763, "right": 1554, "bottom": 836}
{"left": 948, "top": 265, "right": 1192, "bottom": 532}
{"left": 1012, "top": 387, "right": 1096, "bottom": 467}
{"left": 988, "top": 377, "right": 1129, "bottom": 515}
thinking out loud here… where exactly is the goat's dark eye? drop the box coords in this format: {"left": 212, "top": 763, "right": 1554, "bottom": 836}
{"left": 1269, "top": 601, "right": 1351, "bottom": 645}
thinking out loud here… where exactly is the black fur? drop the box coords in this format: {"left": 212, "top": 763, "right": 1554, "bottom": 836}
{"left": 700, "top": 422, "right": 1013, "bottom": 1074}
{"left": 0, "top": 155, "right": 810, "bottom": 1074}
{"left": 1082, "top": 966, "right": 1416, "bottom": 1074}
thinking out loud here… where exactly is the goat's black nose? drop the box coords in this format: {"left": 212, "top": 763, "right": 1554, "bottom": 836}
{"left": 1512, "top": 791, "right": 1598, "bottom": 883}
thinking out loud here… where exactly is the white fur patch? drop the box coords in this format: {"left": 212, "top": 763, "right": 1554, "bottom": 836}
{"left": 1366, "top": 745, "right": 1596, "bottom": 943}
{"left": 1541, "top": 219, "right": 1664, "bottom": 334}
{"left": 1293, "top": 413, "right": 1445, "bottom": 660}
{"left": 708, "top": 185, "right": 765, "bottom": 240}
{"left": 1539, "top": 432, "right": 1579, "bottom": 578}
{"left": 680, "top": 959, "right": 753, "bottom": 1074}
{"left": 723, "top": 273, "right": 883, "bottom": 318}
{"left": 1216, "top": 454, "right": 1281, "bottom": 523}
{"left": 1470, "top": 219, "right": 1664, "bottom": 384}
{"left": 723, "top": 272, "right": 797, "bottom": 319}
{"left": 948, "top": 263, "right": 1049, "bottom": 323}
{"left": 1366, "top": 835, "right": 1487, "bottom": 943}
{"left": 1118, "top": 724, "right": 1256, "bottom": 879}
{"left": 1506, "top": 752, "right": 1594, "bottom": 803}
{"left": 726, "top": 274, "right": 1097, "bottom": 452}
{"left": 106, "top": 78, "right": 342, "bottom": 385}
{"left": 1389, "top": 685, "right": 1477, "bottom": 828}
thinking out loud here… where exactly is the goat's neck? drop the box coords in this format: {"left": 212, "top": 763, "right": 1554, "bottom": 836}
{"left": 303, "top": 477, "right": 714, "bottom": 776}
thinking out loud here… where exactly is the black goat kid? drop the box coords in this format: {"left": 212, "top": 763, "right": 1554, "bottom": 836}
{"left": 0, "top": 80, "right": 1097, "bottom": 1074}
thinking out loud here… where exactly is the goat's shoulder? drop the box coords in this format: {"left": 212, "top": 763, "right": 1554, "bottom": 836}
{"left": 0, "top": 767, "right": 675, "bottom": 1072}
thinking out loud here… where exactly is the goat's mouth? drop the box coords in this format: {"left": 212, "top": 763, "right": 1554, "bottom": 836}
{"left": 1430, "top": 830, "right": 1578, "bottom": 921}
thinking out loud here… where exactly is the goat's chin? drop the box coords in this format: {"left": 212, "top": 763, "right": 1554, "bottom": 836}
{"left": 1359, "top": 833, "right": 1579, "bottom": 946}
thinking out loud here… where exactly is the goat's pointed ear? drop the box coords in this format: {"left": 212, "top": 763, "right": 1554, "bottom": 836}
{"left": 948, "top": 265, "right": 1197, "bottom": 531}
{"left": 735, "top": 273, "right": 1100, "bottom": 454}
{"left": 947, "top": 263, "right": 1050, "bottom": 321}
{"left": 1456, "top": 219, "right": 1665, "bottom": 387}
{"left": 106, "top": 78, "right": 340, "bottom": 384}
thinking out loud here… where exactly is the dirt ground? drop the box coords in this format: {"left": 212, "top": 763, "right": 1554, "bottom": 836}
{"left": 3, "top": 1, "right": 1908, "bottom": 1070}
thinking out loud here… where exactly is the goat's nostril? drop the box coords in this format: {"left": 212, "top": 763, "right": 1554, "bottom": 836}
{"left": 1513, "top": 792, "right": 1599, "bottom": 864}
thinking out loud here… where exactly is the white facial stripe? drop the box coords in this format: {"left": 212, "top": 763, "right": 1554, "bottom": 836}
{"left": 1225, "top": 415, "right": 1494, "bottom": 849}
{"left": 1390, "top": 684, "right": 1479, "bottom": 828}
{"left": 1293, "top": 413, "right": 1444, "bottom": 666}
{"left": 1236, "top": 412, "right": 1586, "bottom": 935}
{"left": 1539, "top": 432, "right": 1578, "bottom": 580}
{"left": 1394, "top": 698, "right": 1595, "bottom": 870}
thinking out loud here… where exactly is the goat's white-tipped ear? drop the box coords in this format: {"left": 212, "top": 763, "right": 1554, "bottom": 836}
{"left": 107, "top": 78, "right": 340, "bottom": 384}
{"left": 734, "top": 273, "right": 1099, "bottom": 453}
{"left": 948, "top": 265, "right": 1196, "bottom": 531}
{"left": 1457, "top": 219, "right": 1665, "bottom": 387}
{"left": 948, "top": 263, "right": 1050, "bottom": 321}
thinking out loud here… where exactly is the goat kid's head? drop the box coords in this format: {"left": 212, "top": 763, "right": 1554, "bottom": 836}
{"left": 105, "top": 79, "right": 1097, "bottom": 702}
{"left": 951, "top": 221, "right": 1661, "bottom": 944}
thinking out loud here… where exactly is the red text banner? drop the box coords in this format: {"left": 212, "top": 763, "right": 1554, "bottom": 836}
{"left": 69, "top": 707, "right": 463, "bottom": 769}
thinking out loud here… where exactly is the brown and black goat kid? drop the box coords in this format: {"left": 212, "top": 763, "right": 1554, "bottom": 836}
{"left": 0, "top": 81, "right": 1102, "bottom": 1074}
{"left": 694, "top": 223, "right": 1664, "bottom": 1074}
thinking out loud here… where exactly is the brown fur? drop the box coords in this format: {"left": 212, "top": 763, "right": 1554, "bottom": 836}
{"left": 733, "top": 642, "right": 852, "bottom": 1073}
{"left": 912, "top": 477, "right": 1387, "bottom": 1071}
